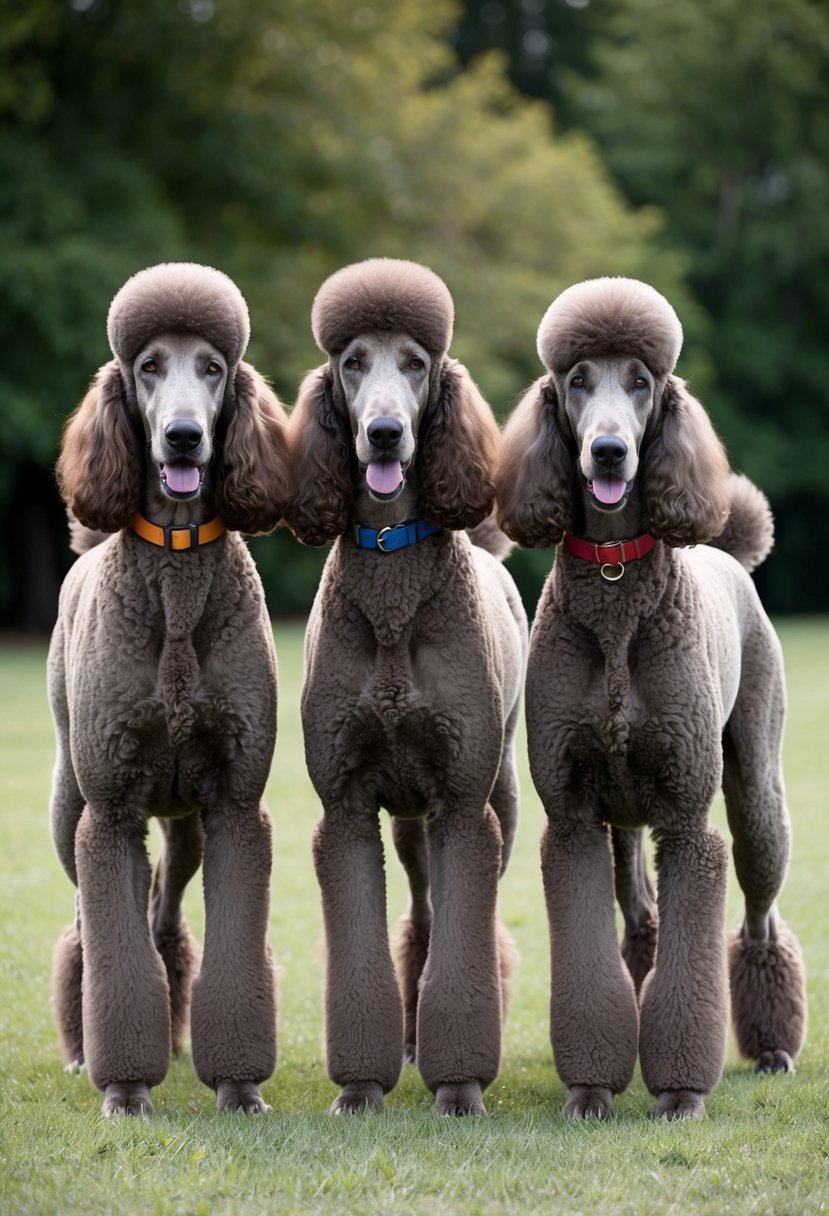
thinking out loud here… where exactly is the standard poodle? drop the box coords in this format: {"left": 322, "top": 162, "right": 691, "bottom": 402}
{"left": 496, "top": 276, "right": 806, "bottom": 1120}
{"left": 49, "top": 262, "right": 291, "bottom": 1115}
{"left": 285, "top": 258, "right": 528, "bottom": 1116}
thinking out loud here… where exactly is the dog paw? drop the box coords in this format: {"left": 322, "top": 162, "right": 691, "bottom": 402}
{"left": 563, "top": 1085, "right": 614, "bottom": 1119}
{"left": 755, "top": 1050, "right": 795, "bottom": 1074}
{"left": 216, "top": 1080, "right": 271, "bottom": 1113}
{"left": 330, "top": 1081, "right": 384, "bottom": 1114}
{"left": 63, "top": 1059, "right": 86, "bottom": 1076}
{"left": 651, "top": 1089, "right": 706, "bottom": 1120}
{"left": 102, "top": 1082, "right": 153, "bottom": 1117}
{"left": 435, "top": 1082, "right": 486, "bottom": 1116}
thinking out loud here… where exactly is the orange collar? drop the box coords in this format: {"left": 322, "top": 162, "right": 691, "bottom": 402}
{"left": 131, "top": 512, "right": 226, "bottom": 551}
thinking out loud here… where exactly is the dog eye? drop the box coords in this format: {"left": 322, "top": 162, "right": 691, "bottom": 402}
{"left": 206, "top": 361, "right": 222, "bottom": 376}
{"left": 570, "top": 374, "right": 584, "bottom": 389}
{"left": 633, "top": 375, "right": 648, "bottom": 389}
{"left": 408, "top": 357, "right": 425, "bottom": 371}
{"left": 344, "top": 355, "right": 361, "bottom": 371}
{"left": 141, "top": 359, "right": 158, "bottom": 374}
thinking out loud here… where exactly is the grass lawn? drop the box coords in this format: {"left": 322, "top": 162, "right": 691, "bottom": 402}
{"left": 0, "top": 616, "right": 827, "bottom": 1215}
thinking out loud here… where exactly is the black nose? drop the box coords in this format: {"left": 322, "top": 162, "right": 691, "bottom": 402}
{"left": 590, "top": 434, "right": 628, "bottom": 468}
{"left": 366, "top": 416, "right": 404, "bottom": 451}
{"left": 165, "top": 418, "right": 204, "bottom": 452}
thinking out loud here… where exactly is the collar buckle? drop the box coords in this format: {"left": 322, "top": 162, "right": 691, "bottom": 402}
{"left": 163, "top": 522, "right": 199, "bottom": 551}
{"left": 131, "top": 512, "right": 225, "bottom": 549}
{"left": 376, "top": 525, "right": 395, "bottom": 553}
{"left": 354, "top": 519, "right": 441, "bottom": 553}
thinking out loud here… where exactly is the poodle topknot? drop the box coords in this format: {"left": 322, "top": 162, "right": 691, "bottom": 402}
{"left": 311, "top": 258, "right": 454, "bottom": 360}
{"left": 537, "top": 277, "right": 683, "bottom": 380}
{"left": 107, "top": 262, "right": 250, "bottom": 372}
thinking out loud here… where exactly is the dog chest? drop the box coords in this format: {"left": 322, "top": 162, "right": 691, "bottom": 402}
{"left": 528, "top": 613, "right": 723, "bottom": 828}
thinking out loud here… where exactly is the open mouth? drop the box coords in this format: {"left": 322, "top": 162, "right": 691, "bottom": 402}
{"left": 585, "top": 473, "right": 631, "bottom": 510}
{"left": 364, "top": 457, "right": 407, "bottom": 502}
{"left": 159, "top": 461, "right": 204, "bottom": 500}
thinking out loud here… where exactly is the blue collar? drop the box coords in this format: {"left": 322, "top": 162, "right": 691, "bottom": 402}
{"left": 353, "top": 518, "right": 442, "bottom": 553}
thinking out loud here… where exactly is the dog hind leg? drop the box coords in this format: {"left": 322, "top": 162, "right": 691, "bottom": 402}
{"left": 150, "top": 814, "right": 203, "bottom": 1054}
{"left": 484, "top": 718, "right": 521, "bottom": 1020}
{"left": 391, "top": 817, "right": 431, "bottom": 1063}
{"left": 490, "top": 703, "right": 521, "bottom": 873}
{"left": 722, "top": 631, "right": 807, "bottom": 1071}
{"left": 612, "top": 826, "right": 658, "bottom": 996}
{"left": 52, "top": 894, "right": 85, "bottom": 1071}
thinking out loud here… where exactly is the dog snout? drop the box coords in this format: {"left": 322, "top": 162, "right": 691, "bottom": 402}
{"left": 164, "top": 418, "right": 204, "bottom": 454}
{"left": 366, "top": 416, "right": 404, "bottom": 451}
{"left": 590, "top": 434, "right": 628, "bottom": 469}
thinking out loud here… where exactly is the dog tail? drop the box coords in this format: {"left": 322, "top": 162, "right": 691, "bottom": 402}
{"left": 707, "top": 473, "right": 774, "bottom": 572}
{"left": 66, "top": 509, "right": 113, "bottom": 555}
{"left": 466, "top": 511, "right": 515, "bottom": 562}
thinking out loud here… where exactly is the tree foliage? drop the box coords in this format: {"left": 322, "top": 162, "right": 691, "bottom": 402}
{"left": 1, "top": 0, "right": 679, "bottom": 625}
{"left": 561, "top": 0, "right": 829, "bottom": 499}
{"left": 457, "top": 0, "right": 829, "bottom": 610}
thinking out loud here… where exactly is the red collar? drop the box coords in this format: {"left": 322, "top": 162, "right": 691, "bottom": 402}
{"left": 561, "top": 532, "right": 657, "bottom": 581}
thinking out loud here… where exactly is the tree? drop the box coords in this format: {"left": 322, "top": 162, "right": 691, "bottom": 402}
{"left": 455, "top": 0, "right": 829, "bottom": 611}
{"left": 0, "top": 0, "right": 687, "bottom": 626}
{"left": 559, "top": 0, "right": 829, "bottom": 608}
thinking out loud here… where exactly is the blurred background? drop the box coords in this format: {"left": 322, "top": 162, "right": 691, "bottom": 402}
{"left": 2, "top": 0, "right": 827, "bottom": 630}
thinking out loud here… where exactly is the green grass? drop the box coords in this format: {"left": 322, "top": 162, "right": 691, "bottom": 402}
{"left": 1, "top": 618, "right": 828, "bottom": 1215}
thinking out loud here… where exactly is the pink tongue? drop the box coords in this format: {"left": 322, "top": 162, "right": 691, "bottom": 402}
{"left": 164, "top": 462, "right": 200, "bottom": 494}
{"left": 366, "top": 458, "right": 403, "bottom": 495}
{"left": 592, "top": 475, "right": 627, "bottom": 505}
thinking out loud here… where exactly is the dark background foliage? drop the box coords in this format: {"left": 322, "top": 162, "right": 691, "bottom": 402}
{"left": 2, "top": 0, "right": 826, "bottom": 628}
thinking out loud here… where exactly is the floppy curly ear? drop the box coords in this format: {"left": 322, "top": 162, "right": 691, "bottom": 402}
{"left": 415, "top": 360, "right": 499, "bottom": 531}
{"left": 495, "top": 377, "right": 573, "bottom": 547}
{"left": 284, "top": 365, "right": 353, "bottom": 546}
{"left": 643, "top": 376, "right": 730, "bottom": 546}
{"left": 216, "top": 361, "right": 291, "bottom": 535}
{"left": 55, "top": 360, "right": 139, "bottom": 532}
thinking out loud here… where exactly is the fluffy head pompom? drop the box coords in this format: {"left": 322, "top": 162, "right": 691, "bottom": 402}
{"left": 537, "top": 277, "right": 683, "bottom": 379}
{"left": 107, "top": 262, "right": 250, "bottom": 370}
{"left": 311, "top": 258, "right": 454, "bottom": 360}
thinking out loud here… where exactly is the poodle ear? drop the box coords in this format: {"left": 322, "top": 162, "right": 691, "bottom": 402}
{"left": 643, "top": 375, "right": 730, "bottom": 546}
{"left": 55, "top": 360, "right": 139, "bottom": 532}
{"left": 495, "top": 377, "right": 573, "bottom": 547}
{"left": 216, "top": 361, "right": 292, "bottom": 535}
{"left": 284, "top": 365, "right": 353, "bottom": 545}
{"left": 415, "top": 360, "right": 499, "bottom": 530}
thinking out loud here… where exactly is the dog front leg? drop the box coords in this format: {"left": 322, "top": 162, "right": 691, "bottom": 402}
{"left": 314, "top": 809, "right": 404, "bottom": 1113}
{"left": 190, "top": 801, "right": 276, "bottom": 1113}
{"left": 75, "top": 805, "right": 171, "bottom": 1116}
{"left": 638, "top": 826, "right": 729, "bottom": 1119}
{"left": 542, "top": 815, "right": 639, "bottom": 1119}
{"left": 416, "top": 803, "right": 503, "bottom": 1116}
